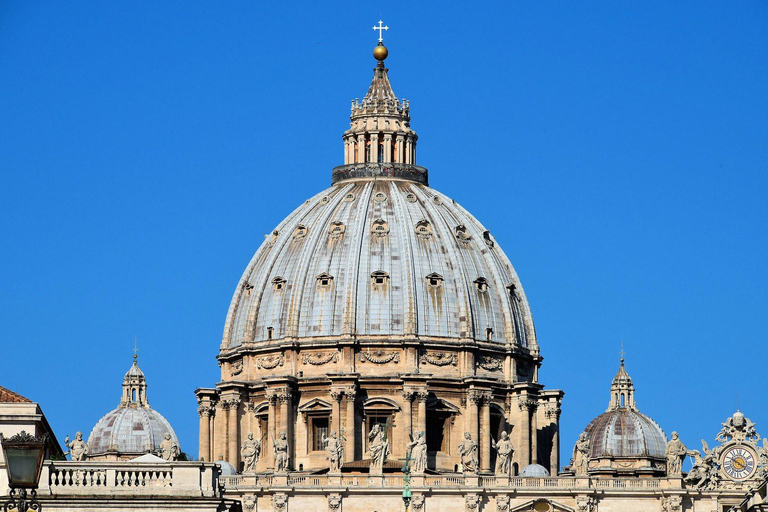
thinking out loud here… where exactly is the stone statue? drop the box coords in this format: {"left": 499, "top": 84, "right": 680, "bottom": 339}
{"left": 573, "top": 432, "right": 590, "bottom": 476}
{"left": 241, "top": 432, "right": 261, "bottom": 472}
{"left": 158, "top": 433, "right": 178, "bottom": 461}
{"left": 458, "top": 432, "right": 479, "bottom": 473}
{"left": 274, "top": 431, "right": 289, "bottom": 472}
{"left": 665, "top": 431, "right": 687, "bottom": 476}
{"left": 717, "top": 411, "right": 759, "bottom": 443}
{"left": 758, "top": 439, "right": 768, "bottom": 478}
{"left": 368, "top": 424, "right": 390, "bottom": 474}
{"left": 685, "top": 443, "right": 718, "bottom": 491}
{"left": 492, "top": 431, "right": 514, "bottom": 475}
{"left": 323, "top": 430, "right": 343, "bottom": 473}
{"left": 406, "top": 431, "right": 428, "bottom": 474}
{"left": 64, "top": 431, "right": 88, "bottom": 461}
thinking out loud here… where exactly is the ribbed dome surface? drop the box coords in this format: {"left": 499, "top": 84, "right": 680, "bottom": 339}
{"left": 584, "top": 409, "right": 666, "bottom": 459}
{"left": 222, "top": 179, "right": 536, "bottom": 349}
{"left": 87, "top": 406, "right": 180, "bottom": 456}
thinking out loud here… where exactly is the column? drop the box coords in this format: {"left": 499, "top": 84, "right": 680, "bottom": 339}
{"left": 344, "top": 386, "right": 356, "bottom": 462}
{"left": 415, "top": 391, "right": 428, "bottom": 435}
{"left": 198, "top": 405, "right": 212, "bottom": 462}
{"left": 216, "top": 401, "right": 228, "bottom": 462}
{"left": 267, "top": 391, "right": 277, "bottom": 468}
{"left": 480, "top": 393, "right": 491, "bottom": 473}
{"left": 401, "top": 391, "right": 414, "bottom": 439}
{"left": 331, "top": 390, "right": 343, "bottom": 434}
{"left": 518, "top": 398, "right": 531, "bottom": 468}
{"left": 357, "top": 134, "right": 366, "bottom": 163}
{"left": 277, "top": 387, "right": 292, "bottom": 470}
{"left": 549, "top": 405, "right": 561, "bottom": 474}
{"left": 530, "top": 403, "right": 539, "bottom": 465}
{"left": 468, "top": 391, "right": 480, "bottom": 452}
{"left": 383, "top": 135, "right": 392, "bottom": 163}
{"left": 370, "top": 134, "right": 379, "bottom": 163}
{"left": 396, "top": 134, "right": 404, "bottom": 163}
{"left": 405, "top": 137, "right": 413, "bottom": 164}
{"left": 227, "top": 399, "right": 240, "bottom": 468}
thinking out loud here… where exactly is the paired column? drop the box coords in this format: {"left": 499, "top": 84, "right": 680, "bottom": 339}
{"left": 331, "top": 390, "right": 343, "bottom": 434}
{"left": 480, "top": 392, "right": 492, "bottom": 473}
{"left": 215, "top": 401, "right": 227, "bottom": 462}
{"left": 225, "top": 398, "right": 240, "bottom": 468}
{"left": 547, "top": 405, "right": 561, "bottom": 474}
{"left": 277, "top": 387, "right": 293, "bottom": 471}
{"left": 415, "top": 391, "right": 428, "bottom": 436}
{"left": 370, "top": 133, "right": 379, "bottom": 163}
{"left": 267, "top": 391, "right": 278, "bottom": 469}
{"left": 356, "top": 134, "right": 366, "bottom": 163}
{"left": 467, "top": 392, "right": 481, "bottom": 458}
{"left": 198, "top": 405, "right": 213, "bottom": 462}
{"left": 344, "top": 385, "right": 356, "bottom": 462}
{"left": 401, "top": 391, "right": 414, "bottom": 440}
{"left": 518, "top": 398, "right": 532, "bottom": 468}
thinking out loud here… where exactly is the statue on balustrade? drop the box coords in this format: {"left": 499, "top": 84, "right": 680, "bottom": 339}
{"left": 241, "top": 432, "right": 261, "bottom": 472}
{"left": 64, "top": 431, "right": 88, "bottom": 461}
{"left": 573, "top": 431, "right": 590, "bottom": 476}
{"left": 665, "top": 431, "right": 687, "bottom": 477}
{"left": 159, "top": 433, "right": 179, "bottom": 461}
{"left": 274, "top": 431, "right": 290, "bottom": 472}
{"left": 406, "top": 431, "right": 428, "bottom": 474}
{"left": 492, "top": 431, "right": 514, "bottom": 475}
{"left": 458, "top": 432, "right": 478, "bottom": 473}
{"left": 368, "top": 423, "right": 390, "bottom": 474}
{"left": 323, "top": 430, "right": 343, "bottom": 473}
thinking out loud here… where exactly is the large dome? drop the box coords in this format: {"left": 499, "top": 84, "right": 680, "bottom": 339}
{"left": 221, "top": 178, "right": 537, "bottom": 349}
{"left": 86, "top": 357, "right": 180, "bottom": 460}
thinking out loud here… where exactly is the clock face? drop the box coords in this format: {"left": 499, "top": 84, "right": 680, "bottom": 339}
{"left": 721, "top": 445, "right": 757, "bottom": 480}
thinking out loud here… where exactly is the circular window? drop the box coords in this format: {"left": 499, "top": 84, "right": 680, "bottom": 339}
{"left": 405, "top": 193, "right": 417, "bottom": 203}
{"left": 343, "top": 193, "right": 356, "bottom": 202}
{"left": 373, "top": 192, "right": 387, "bottom": 203}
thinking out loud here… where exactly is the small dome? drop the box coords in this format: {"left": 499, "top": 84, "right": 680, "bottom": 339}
{"left": 520, "top": 463, "right": 550, "bottom": 477}
{"left": 584, "top": 409, "right": 666, "bottom": 459}
{"left": 124, "top": 357, "right": 144, "bottom": 379}
{"left": 216, "top": 460, "right": 237, "bottom": 476}
{"left": 87, "top": 406, "right": 180, "bottom": 457}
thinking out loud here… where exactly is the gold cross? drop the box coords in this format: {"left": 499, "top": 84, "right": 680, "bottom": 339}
{"left": 373, "top": 20, "right": 389, "bottom": 43}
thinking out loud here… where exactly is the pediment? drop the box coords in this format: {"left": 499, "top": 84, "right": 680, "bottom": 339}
{"left": 509, "top": 499, "right": 574, "bottom": 512}
{"left": 298, "top": 398, "right": 333, "bottom": 413}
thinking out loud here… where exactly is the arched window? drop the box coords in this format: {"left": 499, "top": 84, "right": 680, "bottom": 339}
{"left": 371, "top": 270, "right": 390, "bottom": 286}
{"left": 426, "top": 272, "right": 444, "bottom": 288}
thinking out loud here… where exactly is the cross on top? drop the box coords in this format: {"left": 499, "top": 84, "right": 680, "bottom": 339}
{"left": 133, "top": 337, "right": 139, "bottom": 361}
{"left": 373, "top": 20, "right": 389, "bottom": 43}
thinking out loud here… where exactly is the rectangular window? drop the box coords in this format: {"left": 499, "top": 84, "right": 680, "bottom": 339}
{"left": 312, "top": 417, "right": 329, "bottom": 452}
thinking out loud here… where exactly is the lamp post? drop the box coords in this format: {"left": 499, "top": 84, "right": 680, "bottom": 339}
{"left": 401, "top": 434, "right": 413, "bottom": 512}
{"left": 1, "top": 431, "right": 48, "bottom": 512}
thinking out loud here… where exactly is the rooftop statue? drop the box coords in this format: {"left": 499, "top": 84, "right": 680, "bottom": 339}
{"left": 458, "top": 432, "right": 478, "bottom": 473}
{"left": 665, "top": 432, "right": 687, "bottom": 477}
{"left": 492, "top": 431, "right": 514, "bottom": 476}
{"left": 65, "top": 431, "right": 88, "bottom": 461}
{"left": 241, "top": 432, "right": 261, "bottom": 473}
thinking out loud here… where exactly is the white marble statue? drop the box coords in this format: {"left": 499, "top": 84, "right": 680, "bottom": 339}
{"left": 323, "top": 430, "right": 343, "bottom": 473}
{"left": 368, "top": 424, "right": 390, "bottom": 473}
{"left": 492, "top": 431, "right": 514, "bottom": 475}
{"left": 573, "top": 431, "right": 590, "bottom": 476}
{"left": 665, "top": 431, "right": 687, "bottom": 476}
{"left": 406, "top": 431, "right": 428, "bottom": 474}
{"left": 458, "top": 432, "right": 479, "bottom": 473}
{"left": 159, "top": 433, "right": 178, "bottom": 461}
{"left": 274, "top": 431, "right": 289, "bottom": 472}
{"left": 64, "top": 431, "right": 89, "bottom": 461}
{"left": 241, "top": 432, "right": 261, "bottom": 472}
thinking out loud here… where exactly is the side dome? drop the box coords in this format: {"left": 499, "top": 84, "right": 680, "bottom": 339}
{"left": 571, "top": 358, "right": 667, "bottom": 477}
{"left": 222, "top": 180, "right": 536, "bottom": 349}
{"left": 86, "top": 357, "right": 181, "bottom": 461}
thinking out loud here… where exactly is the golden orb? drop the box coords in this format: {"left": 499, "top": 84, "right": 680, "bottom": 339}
{"left": 373, "top": 43, "right": 388, "bottom": 61}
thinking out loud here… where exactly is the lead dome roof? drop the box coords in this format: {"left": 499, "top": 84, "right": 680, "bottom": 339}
{"left": 222, "top": 179, "right": 537, "bottom": 349}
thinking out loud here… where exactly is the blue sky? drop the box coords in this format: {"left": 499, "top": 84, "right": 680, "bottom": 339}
{"left": 1, "top": 2, "right": 766, "bottom": 467}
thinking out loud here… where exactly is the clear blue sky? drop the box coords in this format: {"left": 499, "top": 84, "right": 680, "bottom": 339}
{"left": 1, "top": 2, "right": 766, "bottom": 467}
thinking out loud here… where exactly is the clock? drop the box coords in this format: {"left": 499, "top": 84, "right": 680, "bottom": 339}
{"left": 721, "top": 445, "right": 757, "bottom": 480}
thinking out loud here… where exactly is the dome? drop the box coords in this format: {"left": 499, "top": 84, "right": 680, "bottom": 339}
{"left": 222, "top": 180, "right": 536, "bottom": 349}
{"left": 583, "top": 409, "right": 666, "bottom": 459}
{"left": 520, "top": 463, "right": 551, "bottom": 477}
{"left": 216, "top": 460, "right": 237, "bottom": 476}
{"left": 88, "top": 406, "right": 180, "bottom": 457}
{"left": 86, "top": 357, "right": 180, "bottom": 460}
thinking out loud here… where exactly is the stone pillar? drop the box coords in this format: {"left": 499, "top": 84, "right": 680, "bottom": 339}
{"left": 331, "top": 390, "right": 343, "bottom": 434}
{"left": 547, "top": 405, "right": 561, "bottom": 474}
{"left": 468, "top": 391, "right": 481, "bottom": 454}
{"left": 415, "top": 391, "right": 428, "bottom": 435}
{"left": 370, "top": 133, "right": 379, "bottom": 163}
{"left": 383, "top": 134, "right": 392, "bottom": 163}
{"left": 357, "top": 134, "right": 366, "bottom": 163}
{"left": 226, "top": 399, "right": 240, "bottom": 468}
{"left": 530, "top": 402, "right": 539, "bottom": 465}
{"left": 405, "top": 137, "right": 413, "bottom": 164}
{"left": 480, "top": 393, "right": 492, "bottom": 473}
{"left": 267, "top": 391, "right": 278, "bottom": 468}
{"left": 518, "top": 398, "right": 532, "bottom": 468}
{"left": 396, "top": 134, "right": 405, "bottom": 163}
{"left": 277, "top": 387, "right": 292, "bottom": 470}
{"left": 198, "top": 405, "right": 212, "bottom": 462}
{"left": 344, "top": 385, "right": 356, "bottom": 462}
{"left": 402, "top": 391, "right": 414, "bottom": 439}
{"left": 216, "top": 401, "right": 227, "bottom": 462}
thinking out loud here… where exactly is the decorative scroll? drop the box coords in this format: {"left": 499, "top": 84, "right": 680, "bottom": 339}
{"left": 301, "top": 351, "right": 339, "bottom": 366}
{"left": 476, "top": 355, "right": 503, "bottom": 372}
{"left": 256, "top": 354, "right": 284, "bottom": 370}
{"left": 359, "top": 349, "right": 400, "bottom": 364}
{"left": 230, "top": 359, "right": 243, "bottom": 376}
{"left": 420, "top": 351, "right": 457, "bottom": 367}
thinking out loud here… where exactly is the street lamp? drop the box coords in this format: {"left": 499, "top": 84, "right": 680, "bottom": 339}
{"left": 1, "top": 431, "right": 48, "bottom": 512}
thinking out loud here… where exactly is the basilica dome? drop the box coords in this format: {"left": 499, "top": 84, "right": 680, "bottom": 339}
{"left": 87, "top": 357, "right": 181, "bottom": 461}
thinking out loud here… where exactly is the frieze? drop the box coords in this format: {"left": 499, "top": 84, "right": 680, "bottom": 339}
{"left": 476, "top": 355, "right": 503, "bottom": 372}
{"left": 359, "top": 349, "right": 400, "bottom": 364}
{"left": 421, "top": 351, "right": 457, "bottom": 367}
{"left": 256, "top": 353, "right": 285, "bottom": 370}
{"left": 230, "top": 359, "right": 243, "bottom": 376}
{"left": 301, "top": 351, "right": 339, "bottom": 366}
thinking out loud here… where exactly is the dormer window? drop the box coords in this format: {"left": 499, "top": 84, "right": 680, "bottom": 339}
{"left": 371, "top": 219, "right": 389, "bottom": 238}
{"left": 486, "top": 328, "right": 494, "bottom": 341}
{"left": 507, "top": 284, "right": 518, "bottom": 300}
{"left": 329, "top": 221, "right": 345, "bottom": 240}
{"left": 483, "top": 230, "right": 494, "bottom": 248}
{"left": 242, "top": 282, "right": 254, "bottom": 297}
{"left": 317, "top": 272, "right": 334, "bottom": 288}
{"left": 371, "top": 270, "right": 390, "bottom": 286}
{"left": 272, "top": 276, "right": 286, "bottom": 291}
{"left": 426, "top": 272, "right": 444, "bottom": 288}
{"left": 474, "top": 277, "right": 488, "bottom": 293}
{"left": 455, "top": 225, "right": 471, "bottom": 244}
{"left": 293, "top": 224, "right": 308, "bottom": 239}
{"left": 415, "top": 220, "right": 432, "bottom": 239}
